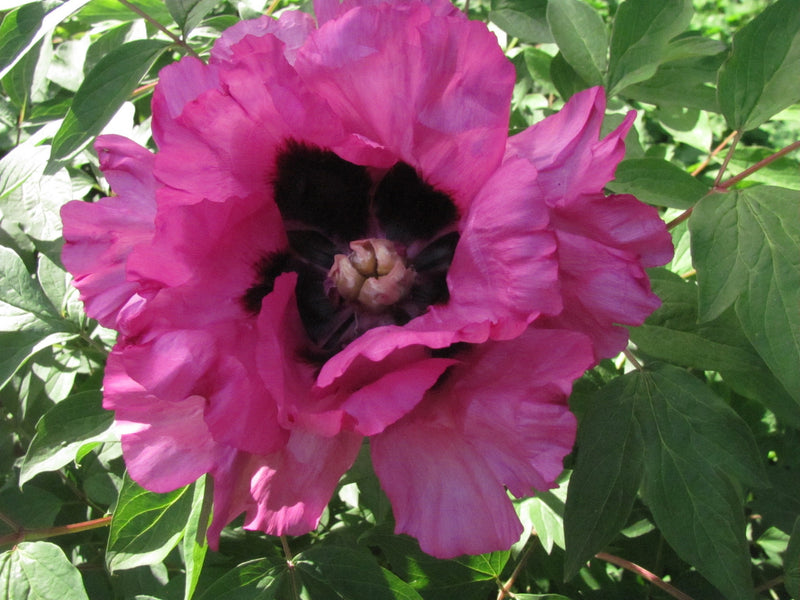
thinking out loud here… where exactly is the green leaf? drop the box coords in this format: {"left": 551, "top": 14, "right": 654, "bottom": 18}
{"left": 727, "top": 147, "right": 800, "bottom": 191}
{"left": 363, "top": 525, "right": 508, "bottom": 600}
{"left": 0, "top": 143, "right": 73, "bottom": 243}
{"left": 0, "top": 246, "right": 59, "bottom": 322}
{"left": 296, "top": 544, "right": 424, "bottom": 600}
{"left": 607, "top": 0, "right": 693, "bottom": 95}
{"left": 0, "top": 0, "right": 92, "bottom": 80}
{"left": 19, "top": 391, "right": 114, "bottom": 486}
{"left": 166, "top": 0, "right": 219, "bottom": 37}
{"left": 564, "top": 376, "right": 644, "bottom": 578}
{"left": 546, "top": 0, "right": 607, "bottom": 86}
{"left": 550, "top": 51, "right": 590, "bottom": 100}
{"left": 607, "top": 158, "right": 710, "bottom": 209}
{"left": 182, "top": 478, "right": 210, "bottom": 600}
{"left": 690, "top": 187, "right": 800, "bottom": 401}
{"left": 50, "top": 39, "right": 171, "bottom": 162}
{"left": 195, "top": 559, "right": 289, "bottom": 600}
{"left": 0, "top": 330, "right": 77, "bottom": 391}
{"left": 106, "top": 473, "right": 195, "bottom": 572}
{"left": 635, "top": 364, "right": 764, "bottom": 600}
{"left": 0, "top": 542, "right": 89, "bottom": 600}
{"left": 784, "top": 517, "right": 800, "bottom": 599}
{"left": 489, "top": 0, "right": 553, "bottom": 44}
{"left": 522, "top": 480, "right": 567, "bottom": 555}
{"left": 717, "top": 0, "right": 800, "bottom": 131}
{"left": 78, "top": 0, "right": 174, "bottom": 25}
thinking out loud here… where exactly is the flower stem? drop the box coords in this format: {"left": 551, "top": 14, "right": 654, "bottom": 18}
{"left": 596, "top": 552, "right": 695, "bottom": 600}
{"left": 712, "top": 131, "right": 741, "bottom": 188}
{"left": 496, "top": 543, "right": 533, "bottom": 600}
{"left": 0, "top": 516, "right": 112, "bottom": 547}
{"left": 281, "top": 535, "right": 300, "bottom": 600}
{"left": 116, "top": 0, "right": 200, "bottom": 58}
{"left": 623, "top": 348, "right": 643, "bottom": 371}
{"left": 718, "top": 139, "right": 800, "bottom": 190}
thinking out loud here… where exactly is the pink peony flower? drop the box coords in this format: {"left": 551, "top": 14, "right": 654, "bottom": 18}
{"left": 61, "top": 0, "right": 672, "bottom": 558}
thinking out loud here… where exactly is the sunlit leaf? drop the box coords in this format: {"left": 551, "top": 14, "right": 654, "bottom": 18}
{"left": 489, "top": 0, "right": 552, "bottom": 44}
{"left": 0, "top": 542, "right": 89, "bottom": 600}
{"left": 166, "top": 0, "right": 220, "bottom": 37}
{"left": 106, "top": 473, "right": 194, "bottom": 572}
{"left": 607, "top": 158, "right": 710, "bottom": 209}
{"left": 182, "top": 477, "right": 210, "bottom": 600}
{"left": 19, "top": 391, "right": 114, "bottom": 486}
{"left": 50, "top": 39, "right": 171, "bottom": 161}
{"left": 717, "top": 0, "right": 800, "bottom": 131}
{"left": 195, "top": 558, "right": 289, "bottom": 600}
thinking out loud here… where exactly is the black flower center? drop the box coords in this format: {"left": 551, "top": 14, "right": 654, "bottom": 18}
{"left": 243, "top": 140, "right": 459, "bottom": 360}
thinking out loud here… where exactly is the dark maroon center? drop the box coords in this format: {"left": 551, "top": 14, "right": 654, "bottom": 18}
{"left": 243, "top": 140, "right": 459, "bottom": 360}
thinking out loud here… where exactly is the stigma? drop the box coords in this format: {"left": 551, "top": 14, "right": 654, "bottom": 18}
{"left": 328, "top": 239, "right": 416, "bottom": 312}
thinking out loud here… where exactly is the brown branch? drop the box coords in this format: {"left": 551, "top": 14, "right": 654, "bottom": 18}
{"left": 0, "top": 516, "right": 112, "bottom": 547}
{"left": 692, "top": 130, "right": 738, "bottom": 177}
{"left": 496, "top": 543, "right": 534, "bottom": 600}
{"left": 116, "top": 0, "right": 200, "bottom": 58}
{"left": 718, "top": 139, "right": 800, "bottom": 190}
{"left": 596, "top": 552, "right": 695, "bottom": 600}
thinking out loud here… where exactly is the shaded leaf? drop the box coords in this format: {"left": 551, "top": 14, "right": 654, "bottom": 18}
{"left": 784, "top": 517, "right": 800, "bottom": 599}
{"left": 564, "top": 376, "right": 643, "bottom": 578}
{"left": 717, "top": 0, "right": 800, "bottom": 131}
{"left": 607, "top": 158, "right": 710, "bottom": 209}
{"left": 550, "top": 51, "right": 590, "bottom": 100}
{"left": 19, "top": 391, "right": 114, "bottom": 486}
{"left": 0, "top": 542, "right": 89, "bottom": 600}
{"left": 690, "top": 187, "right": 800, "bottom": 401}
{"left": 490, "top": 0, "right": 553, "bottom": 44}
{"left": 0, "top": 330, "right": 77, "bottom": 391}
{"left": 296, "top": 544, "right": 424, "bottom": 600}
{"left": 635, "top": 364, "right": 763, "bottom": 600}
{"left": 50, "top": 39, "right": 171, "bottom": 161}
{"left": 166, "top": 0, "right": 219, "bottom": 37}
{"left": 546, "top": 0, "right": 607, "bottom": 85}
{"left": 107, "top": 473, "right": 194, "bottom": 572}
{"left": 607, "top": 0, "right": 693, "bottom": 94}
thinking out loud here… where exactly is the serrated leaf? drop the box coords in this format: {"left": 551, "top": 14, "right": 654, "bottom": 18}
{"left": 165, "top": 0, "right": 219, "bottom": 37}
{"left": 296, "top": 545, "right": 424, "bottom": 600}
{"left": 717, "top": 0, "right": 800, "bottom": 131}
{"left": 564, "top": 376, "right": 643, "bottom": 579}
{"left": 607, "top": 158, "right": 710, "bottom": 209}
{"left": 635, "top": 364, "right": 764, "bottom": 600}
{"left": 0, "top": 542, "right": 89, "bottom": 600}
{"left": 489, "top": 0, "right": 553, "bottom": 44}
{"left": 690, "top": 187, "right": 800, "bottom": 401}
{"left": 19, "top": 391, "right": 114, "bottom": 486}
{"left": 0, "top": 0, "right": 91, "bottom": 80}
{"left": 194, "top": 559, "right": 289, "bottom": 600}
{"left": 107, "top": 473, "right": 195, "bottom": 572}
{"left": 607, "top": 0, "right": 693, "bottom": 95}
{"left": 50, "top": 39, "right": 171, "bottom": 161}
{"left": 546, "top": 0, "right": 607, "bottom": 86}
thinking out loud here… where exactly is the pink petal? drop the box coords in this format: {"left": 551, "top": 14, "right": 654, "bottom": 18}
{"left": 296, "top": 1, "right": 515, "bottom": 205}
{"left": 104, "top": 352, "right": 219, "bottom": 492}
{"left": 207, "top": 430, "right": 361, "bottom": 545}
{"left": 210, "top": 11, "right": 316, "bottom": 65}
{"left": 60, "top": 136, "right": 156, "bottom": 328}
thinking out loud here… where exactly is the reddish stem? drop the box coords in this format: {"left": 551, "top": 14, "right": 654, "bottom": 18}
{"left": 718, "top": 139, "right": 800, "bottom": 189}
{"left": 692, "top": 131, "right": 738, "bottom": 177}
{"left": 596, "top": 552, "right": 695, "bottom": 600}
{"left": 0, "top": 516, "right": 112, "bottom": 547}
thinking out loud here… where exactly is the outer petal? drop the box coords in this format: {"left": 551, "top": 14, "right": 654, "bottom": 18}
{"left": 207, "top": 430, "right": 361, "bottom": 546}
{"left": 104, "top": 352, "right": 219, "bottom": 493}
{"left": 296, "top": 1, "right": 515, "bottom": 204}
{"left": 61, "top": 135, "right": 156, "bottom": 328}
{"left": 372, "top": 329, "right": 594, "bottom": 558}
{"left": 210, "top": 11, "right": 316, "bottom": 65}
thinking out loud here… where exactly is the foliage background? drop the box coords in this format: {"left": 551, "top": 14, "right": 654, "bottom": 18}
{"left": 0, "top": 0, "right": 798, "bottom": 598}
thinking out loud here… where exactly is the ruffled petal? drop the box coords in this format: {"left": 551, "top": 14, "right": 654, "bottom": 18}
{"left": 210, "top": 11, "right": 316, "bottom": 65}
{"left": 61, "top": 136, "right": 156, "bottom": 328}
{"left": 104, "top": 352, "right": 219, "bottom": 493}
{"left": 296, "top": 1, "right": 515, "bottom": 204}
{"left": 207, "top": 430, "right": 361, "bottom": 546}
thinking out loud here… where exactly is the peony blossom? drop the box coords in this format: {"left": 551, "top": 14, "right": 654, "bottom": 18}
{"left": 61, "top": 0, "right": 672, "bottom": 558}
